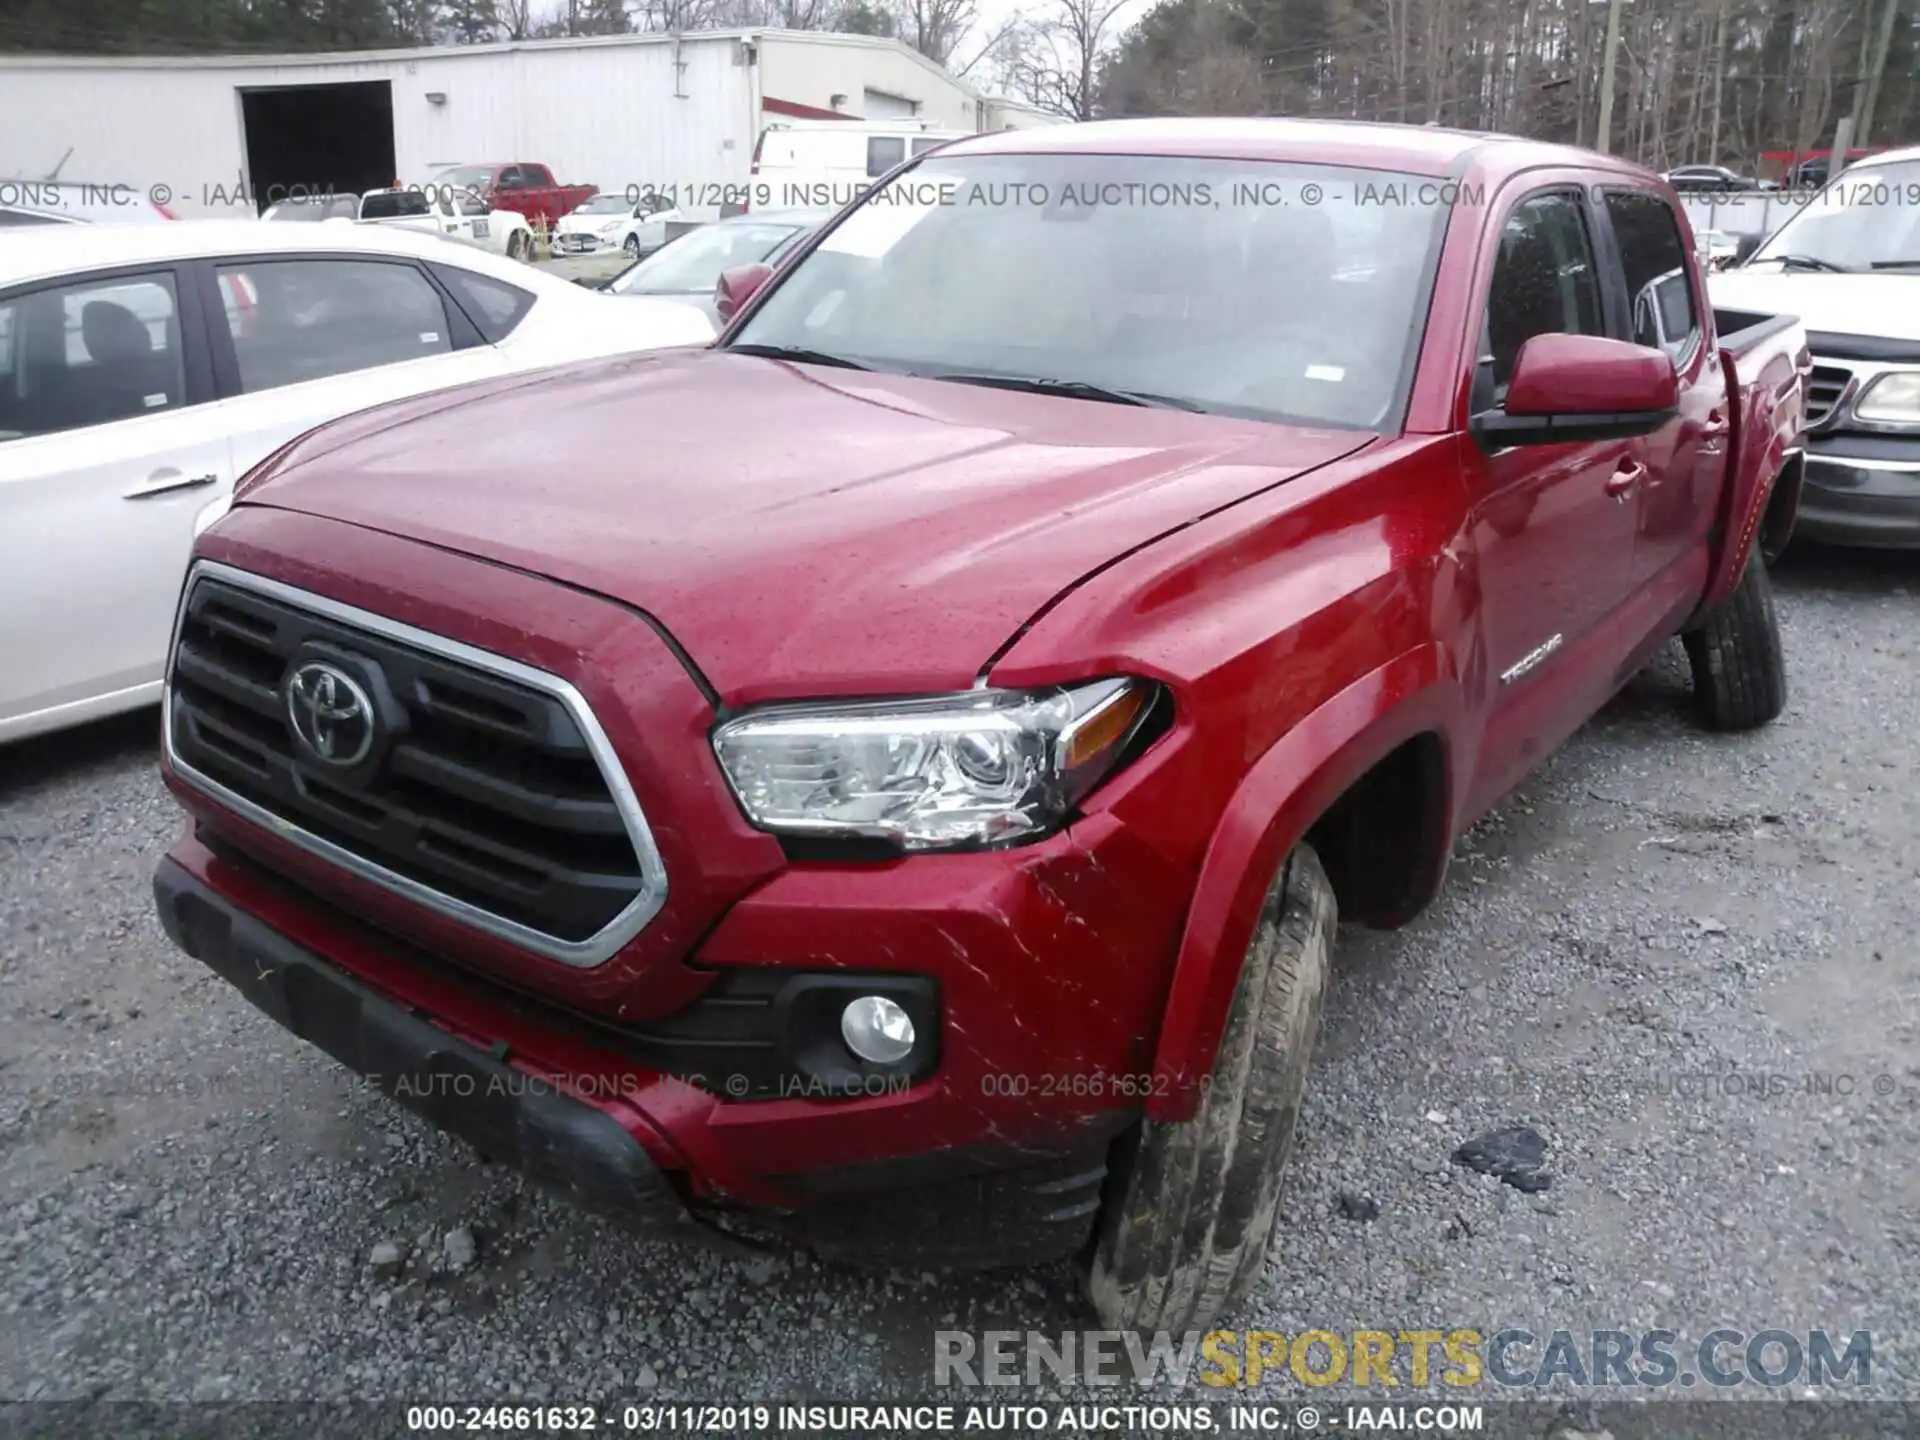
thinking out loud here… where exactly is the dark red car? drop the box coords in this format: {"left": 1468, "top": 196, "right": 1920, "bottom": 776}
{"left": 154, "top": 119, "right": 1808, "bottom": 1332}
{"left": 429, "top": 162, "right": 597, "bottom": 234}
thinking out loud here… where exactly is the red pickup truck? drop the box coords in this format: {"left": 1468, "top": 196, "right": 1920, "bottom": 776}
{"left": 153, "top": 120, "right": 1807, "bottom": 1333}
{"left": 428, "top": 162, "right": 596, "bottom": 234}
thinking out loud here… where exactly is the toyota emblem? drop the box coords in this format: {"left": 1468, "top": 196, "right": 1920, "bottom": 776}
{"left": 285, "top": 662, "right": 376, "bottom": 767}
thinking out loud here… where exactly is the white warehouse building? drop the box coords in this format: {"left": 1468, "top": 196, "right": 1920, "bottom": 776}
{"left": 0, "top": 30, "right": 1060, "bottom": 220}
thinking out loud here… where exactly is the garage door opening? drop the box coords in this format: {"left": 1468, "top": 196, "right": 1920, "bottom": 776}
{"left": 240, "top": 81, "right": 397, "bottom": 214}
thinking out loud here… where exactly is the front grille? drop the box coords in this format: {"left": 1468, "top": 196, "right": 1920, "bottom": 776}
{"left": 166, "top": 566, "right": 662, "bottom": 962}
{"left": 1806, "top": 364, "right": 1853, "bottom": 427}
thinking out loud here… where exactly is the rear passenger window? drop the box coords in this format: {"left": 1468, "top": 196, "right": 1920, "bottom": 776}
{"left": 0, "top": 271, "right": 186, "bottom": 442}
{"left": 1605, "top": 189, "right": 1700, "bottom": 361}
{"left": 1483, "top": 192, "right": 1606, "bottom": 401}
{"left": 866, "top": 137, "right": 906, "bottom": 177}
{"left": 217, "top": 259, "right": 453, "bottom": 393}
{"left": 433, "top": 265, "right": 535, "bottom": 341}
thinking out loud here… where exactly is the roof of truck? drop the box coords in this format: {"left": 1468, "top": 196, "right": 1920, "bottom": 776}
{"left": 944, "top": 117, "right": 1660, "bottom": 184}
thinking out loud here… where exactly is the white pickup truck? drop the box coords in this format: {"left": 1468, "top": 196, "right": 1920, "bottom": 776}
{"left": 1708, "top": 143, "right": 1920, "bottom": 549}
{"left": 262, "top": 189, "right": 537, "bottom": 263}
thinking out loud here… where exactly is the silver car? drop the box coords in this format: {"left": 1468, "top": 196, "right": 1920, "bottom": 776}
{"left": 601, "top": 208, "right": 834, "bottom": 328}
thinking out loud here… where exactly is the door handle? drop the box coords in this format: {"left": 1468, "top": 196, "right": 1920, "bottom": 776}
{"left": 1605, "top": 461, "right": 1648, "bottom": 498}
{"left": 1702, "top": 409, "right": 1731, "bottom": 437}
{"left": 124, "top": 469, "right": 219, "bottom": 500}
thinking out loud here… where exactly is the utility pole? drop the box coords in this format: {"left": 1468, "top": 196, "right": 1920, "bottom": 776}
{"left": 1596, "top": 0, "right": 1627, "bottom": 155}
{"left": 1831, "top": 115, "right": 1856, "bottom": 176}
{"left": 1858, "top": 0, "right": 1901, "bottom": 145}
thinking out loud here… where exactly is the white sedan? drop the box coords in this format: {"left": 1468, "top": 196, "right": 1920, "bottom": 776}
{"left": 555, "top": 192, "right": 685, "bottom": 260}
{"left": 0, "top": 221, "right": 714, "bottom": 743}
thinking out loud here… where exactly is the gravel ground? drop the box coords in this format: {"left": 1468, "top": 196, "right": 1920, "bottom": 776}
{"left": 1, "top": 542, "right": 1916, "bottom": 1417}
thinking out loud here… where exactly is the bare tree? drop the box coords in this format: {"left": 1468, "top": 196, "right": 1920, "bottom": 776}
{"left": 895, "top": 0, "right": 976, "bottom": 64}
{"left": 996, "top": 0, "right": 1132, "bottom": 118}
{"left": 497, "top": 0, "right": 534, "bottom": 38}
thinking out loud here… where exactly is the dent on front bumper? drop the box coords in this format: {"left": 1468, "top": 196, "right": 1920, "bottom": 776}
{"left": 1800, "top": 434, "right": 1920, "bottom": 547}
{"left": 157, "top": 799, "right": 1188, "bottom": 1211}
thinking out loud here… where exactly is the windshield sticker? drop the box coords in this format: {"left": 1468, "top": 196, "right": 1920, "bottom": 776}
{"left": 1305, "top": 364, "right": 1346, "bottom": 382}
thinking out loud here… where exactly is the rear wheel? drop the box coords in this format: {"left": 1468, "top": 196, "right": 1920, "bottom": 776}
{"left": 1085, "top": 843, "right": 1335, "bottom": 1332}
{"left": 506, "top": 230, "right": 527, "bottom": 262}
{"left": 1683, "top": 544, "right": 1787, "bottom": 731}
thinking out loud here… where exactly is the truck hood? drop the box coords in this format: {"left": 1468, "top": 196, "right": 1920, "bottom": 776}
{"left": 1709, "top": 269, "right": 1920, "bottom": 345}
{"left": 240, "top": 349, "right": 1371, "bottom": 702}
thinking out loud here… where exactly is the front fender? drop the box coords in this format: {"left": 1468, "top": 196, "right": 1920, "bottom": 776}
{"left": 1145, "top": 643, "right": 1463, "bottom": 1122}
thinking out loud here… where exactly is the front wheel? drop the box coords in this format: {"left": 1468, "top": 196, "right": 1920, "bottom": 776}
{"left": 1085, "top": 843, "right": 1335, "bottom": 1333}
{"left": 623, "top": 234, "right": 642, "bottom": 258}
{"left": 1683, "top": 544, "right": 1787, "bottom": 731}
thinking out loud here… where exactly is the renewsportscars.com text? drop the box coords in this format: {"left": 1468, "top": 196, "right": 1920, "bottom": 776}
{"left": 934, "top": 1328, "right": 1872, "bottom": 1390}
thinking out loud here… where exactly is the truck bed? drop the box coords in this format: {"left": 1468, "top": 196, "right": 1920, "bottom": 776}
{"left": 1713, "top": 306, "right": 1802, "bottom": 360}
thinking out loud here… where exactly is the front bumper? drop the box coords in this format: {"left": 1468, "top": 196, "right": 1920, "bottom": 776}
{"left": 154, "top": 854, "right": 684, "bottom": 1222}
{"left": 1798, "top": 438, "right": 1920, "bottom": 548}
{"left": 156, "top": 816, "right": 1174, "bottom": 1213}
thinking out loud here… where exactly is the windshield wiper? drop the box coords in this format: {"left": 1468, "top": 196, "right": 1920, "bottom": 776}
{"left": 1869, "top": 260, "right": 1920, "bottom": 271}
{"left": 726, "top": 342, "right": 872, "bottom": 370}
{"left": 1758, "top": 253, "right": 1852, "bottom": 273}
{"left": 924, "top": 372, "right": 1207, "bottom": 412}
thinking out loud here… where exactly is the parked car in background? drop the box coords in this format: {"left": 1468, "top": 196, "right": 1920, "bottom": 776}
{"left": 428, "top": 163, "right": 596, "bottom": 236}
{"left": 1710, "top": 142, "right": 1920, "bottom": 548}
{"left": 263, "top": 188, "right": 537, "bottom": 262}
{"left": 1665, "top": 164, "right": 1773, "bottom": 193}
{"left": 150, "top": 120, "right": 1806, "bottom": 1339}
{"left": 749, "top": 120, "right": 968, "bottom": 210}
{"left": 601, "top": 208, "right": 832, "bottom": 330}
{"left": 0, "top": 222, "right": 713, "bottom": 744}
{"left": 260, "top": 194, "right": 361, "bottom": 223}
{"left": 555, "top": 192, "right": 685, "bottom": 259}
{"left": 1696, "top": 228, "right": 1741, "bottom": 271}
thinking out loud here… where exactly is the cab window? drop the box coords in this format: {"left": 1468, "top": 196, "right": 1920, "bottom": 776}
{"left": 1604, "top": 188, "right": 1701, "bottom": 362}
{"left": 1481, "top": 192, "right": 1606, "bottom": 404}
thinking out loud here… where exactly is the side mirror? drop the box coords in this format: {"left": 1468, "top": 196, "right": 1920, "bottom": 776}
{"left": 715, "top": 262, "right": 774, "bottom": 323}
{"left": 1472, "top": 334, "right": 1679, "bottom": 448}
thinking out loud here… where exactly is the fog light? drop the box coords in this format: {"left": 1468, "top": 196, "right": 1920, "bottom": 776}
{"left": 840, "top": 995, "right": 916, "bottom": 1064}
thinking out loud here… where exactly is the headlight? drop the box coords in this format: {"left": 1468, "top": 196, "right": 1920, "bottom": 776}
{"left": 1854, "top": 371, "right": 1920, "bottom": 424}
{"left": 712, "top": 678, "right": 1160, "bottom": 850}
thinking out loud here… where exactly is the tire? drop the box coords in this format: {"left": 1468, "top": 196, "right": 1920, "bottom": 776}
{"left": 1683, "top": 544, "right": 1786, "bottom": 731}
{"left": 623, "top": 234, "right": 642, "bottom": 258}
{"left": 506, "top": 231, "right": 527, "bottom": 262}
{"left": 1085, "top": 843, "right": 1336, "bottom": 1333}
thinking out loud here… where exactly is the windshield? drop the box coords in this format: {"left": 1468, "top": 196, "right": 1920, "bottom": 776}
{"left": 1751, "top": 159, "right": 1920, "bottom": 270}
{"left": 610, "top": 221, "right": 804, "bottom": 294}
{"left": 727, "top": 155, "right": 1450, "bottom": 429}
{"left": 433, "top": 167, "right": 494, "bottom": 189}
{"left": 575, "top": 195, "right": 631, "bottom": 216}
